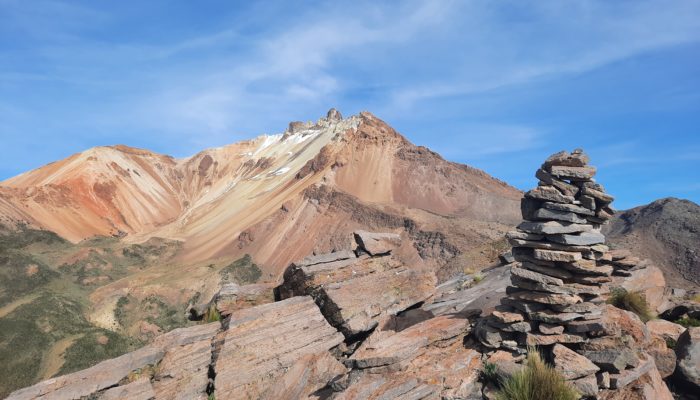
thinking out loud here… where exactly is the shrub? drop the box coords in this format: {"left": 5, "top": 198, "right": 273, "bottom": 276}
{"left": 481, "top": 361, "right": 500, "bottom": 385}
{"left": 495, "top": 347, "right": 579, "bottom": 400}
{"left": 607, "top": 288, "right": 653, "bottom": 322}
{"left": 676, "top": 316, "right": 700, "bottom": 328}
{"left": 473, "top": 274, "right": 484, "bottom": 284}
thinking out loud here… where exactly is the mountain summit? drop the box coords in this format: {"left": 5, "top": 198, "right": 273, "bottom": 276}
{"left": 0, "top": 110, "right": 522, "bottom": 278}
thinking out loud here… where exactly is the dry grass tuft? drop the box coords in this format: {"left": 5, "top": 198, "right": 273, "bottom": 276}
{"left": 495, "top": 347, "right": 579, "bottom": 400}
{"left": 608, "top": 287, "right": 654, "bottom": 322}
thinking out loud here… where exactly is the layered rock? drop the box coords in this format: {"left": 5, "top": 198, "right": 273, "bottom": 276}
{"left": 276, "top": 231, "right": 436, "bottom": 337}
{"left": 476, "top": 149, "right": 674, "bottom": 396}
{"left": 214, "top": 296, "right": 345, "bottom": 397}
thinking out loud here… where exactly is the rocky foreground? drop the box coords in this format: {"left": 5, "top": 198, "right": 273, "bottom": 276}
{"left": 7, "top": 151, "right": 700, "bottom": 400}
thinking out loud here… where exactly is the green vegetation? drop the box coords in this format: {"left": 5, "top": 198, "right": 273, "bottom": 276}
{"left": 0, "top": 228, "right": 186, "bottom": 396}
{"left": 0, "top": 292, "right": 139, "bottom": 397}
{"left": 481, "top": 361, "right": 500, "bottom": 384}
{"left": 59, "top": 330, "right": 142, "bottom": 375}
{"left": 114, "top": 296, "right": 131, "bottom": 327}
{"left": 473, "top": 273, "right": 484, "bottom": 284}
{"left": 204, "top": 304, "right": 221, "bottom": 323}
{"left": 142, "top": 295, "right": 188, "bottom": 332}
{"left": 0, "top": 250, "right": 58, "bottom": 306}
{"left": 607, "top": 287, "right": 654, "bottom": 322}
{"left": 496, "top": 348, "right": 579, "bottom": 400}
{"left": 219, "top": 254, "right": 262, "bottom": 284}
{"left": 676, "top": 316, "right": 700, "bottom": 328}
{"left": 666, "top": 338, "right": 677, "bottom": 349}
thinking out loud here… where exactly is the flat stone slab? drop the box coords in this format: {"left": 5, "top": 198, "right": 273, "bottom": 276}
{"left": 609, "top": 356, "right": 654, "bottom": 389}
{"left": 511, "top": 266, "right": 564, "bottom": 286}
{"left": 525, "top": 185, "right": 574, "bottom": 203}
{"left": 518, "top": 220, "right": 592, "bottom": 235}
{"left": 525, "top": 333, "right": 585, "bottom": 346}
{"left": 533, "top": 248, "right": 582, "bottom": 263}
{"left": 542, "top": 201, "right": 595, "bottom": 216}
{"left": 549, "top": 165, "right": 596, "bottom": 181}
{"left": 214, "top": 296, "right": 344, "bottom": 398}
{"left": 548, "top": 231, "right": 605, "bottom": 246}
{"left": 531, "top": 207, "right": 587, "bottom": 223}
{"left": 552, "top": 344, "right": 599, "bottom": 380}
{"left": 509, "top": 290, "right": 583, "bottom": 306}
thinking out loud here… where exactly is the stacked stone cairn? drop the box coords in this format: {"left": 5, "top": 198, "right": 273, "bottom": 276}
{"left": 477, "top": 149, "right": 627, "bottom": 396}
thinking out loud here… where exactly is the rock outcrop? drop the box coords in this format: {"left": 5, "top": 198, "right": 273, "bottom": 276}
{"left": 277, "top": 232, "right": 436, "bottom": 337}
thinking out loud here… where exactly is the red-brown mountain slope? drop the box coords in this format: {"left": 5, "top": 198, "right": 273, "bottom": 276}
{"left": 0, "top": 110, "right": 522, "bottom": 279}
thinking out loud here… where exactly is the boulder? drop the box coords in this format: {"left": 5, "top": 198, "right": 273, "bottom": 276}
{"left": 675, "top": 327, "right": 700, "bottom": 390}
{"left": 551, "top": 344, "right": 599, "bottom": 380}
{"left": 611, "top": 264, "right": 667, "bottom": 313}
{"left": 354, "top": 230, "right": 402, "bottom": 256}
{"left": 278, "top": 253, "right": 435, "bottom": 336}
{"left": 214, "top": 296, "right": 344, "bottom": 398}
{"left": 646, "top": 319, "right": 686, "bottom": 343}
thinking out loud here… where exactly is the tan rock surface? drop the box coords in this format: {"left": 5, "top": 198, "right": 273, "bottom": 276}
{"left": 214, "top": 296, "right": 344, "bottom": 398}
{"left": 279, "top": 251, "right": 436, "bottom": 336}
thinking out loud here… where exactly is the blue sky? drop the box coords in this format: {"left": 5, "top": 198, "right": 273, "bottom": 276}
{"left": 1, "top": 0, "right": 699, "bottom": 209}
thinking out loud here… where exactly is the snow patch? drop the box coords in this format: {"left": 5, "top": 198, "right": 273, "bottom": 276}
{"left": 254, "top": 134, "right": 283, "bottom": 155}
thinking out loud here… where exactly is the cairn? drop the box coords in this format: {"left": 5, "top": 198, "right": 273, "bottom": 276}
{"left": 477, "top": 149, "right": 625, "bottom": 395}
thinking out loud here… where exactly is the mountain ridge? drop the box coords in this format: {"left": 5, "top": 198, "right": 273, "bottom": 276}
{"left": 0, "top": 110, "right": 523, "bottom": 280}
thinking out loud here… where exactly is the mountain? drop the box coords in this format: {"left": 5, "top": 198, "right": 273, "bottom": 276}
{"left": 0, "top": 110, "right": 525, "bottom": 396}
{"left": 0, "top": 110, "right": 522, "bottom": 280}
{"left": 605, "top": 197, "right": 700, "bottom": 289}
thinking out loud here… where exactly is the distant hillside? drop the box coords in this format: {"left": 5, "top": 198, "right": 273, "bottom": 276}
{"left": 605, "top": 197, "right": 700, "bottom": 289}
